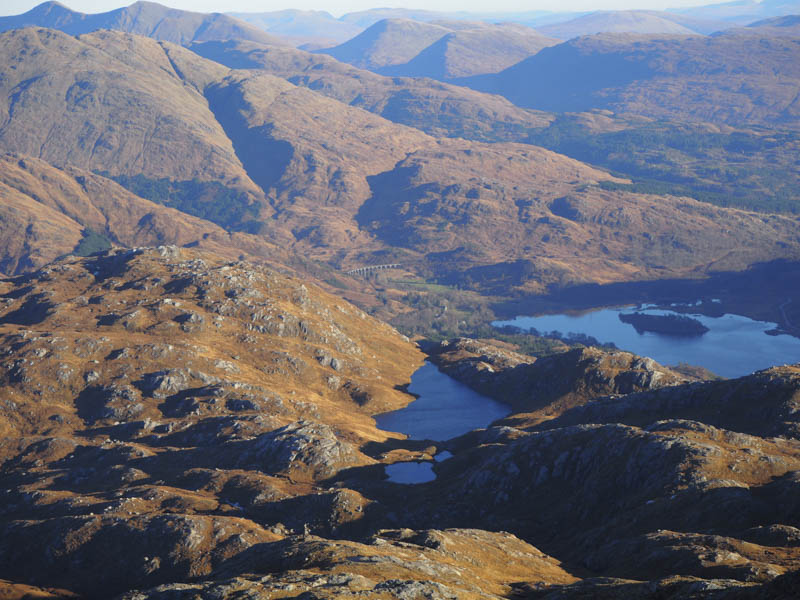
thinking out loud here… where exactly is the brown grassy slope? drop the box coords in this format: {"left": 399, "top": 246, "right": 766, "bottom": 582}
{"left": 0, "top": 154, "right": 289, "bottom": 275}
{"left": 0, "top": 580, "right": 77, "bottom": 600}
{"left": 469, "top": 32, "right": 800, "bottom": 129}
{"left": 203, "top": 70, "right": 435, "bottom": 262}
{"left": 2, "top": 28, "right": 799, "bottom": 295}
{"left": 382, "top": 23, "right": 559, "bottom": 79}
{"left": 188, "top": 38, "right": 554, "bottom": 141}
{"left": 0, "top": 249, "right": 798, "bottom": 596}
{"left": 0, "top": 177, "right": 83, "bottom": 275}
{"left": 120, "top": 529, "right": 577, "bottom": 599}
{"left": 427, "top": 418, "right": 800, "bottom": 582}
{"left": 0, "top": 246, "right": 422, "bottom": 443}
{"left": 356, "top": 140, "right": 800, "bottom": 290}
{"left": 208, "top": 72, "right": 768, "bottom": 282}
{"left": 537, "top": 364, "right": 800, "bottom": 439}
{"left": 0, "top": 28, "right": 263, "bottom": 201}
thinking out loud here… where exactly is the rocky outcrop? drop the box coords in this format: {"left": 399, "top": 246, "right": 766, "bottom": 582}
{"left": 535, "top": 364, "right": 800, "bottom": 439}
{"left": 420, "top": 418, "right": 800, "bottom": 583}
{"left": 427, "top": 338, "right": 688, "bottom": 424}
{"left": 0, "top": 248, "right": 426, "bottom": 596}
{"left": 118, "top": 528, "right": 576, "bottom": 600}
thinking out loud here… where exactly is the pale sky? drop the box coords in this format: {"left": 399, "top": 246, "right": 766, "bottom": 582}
{"left": 0, "top": 0, "right": 721, "bottom": 17}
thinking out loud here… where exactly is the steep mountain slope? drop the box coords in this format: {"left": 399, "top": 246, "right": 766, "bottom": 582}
{"left": 0, "top": 0, "right": 286, "bottom": 47}
{"left": 198, "top": 67, "right": 800, "bottom": 286}
{"left": 0, "top": 28, "right": 262, "bottom": 203}
{"left": 381, "top": 23, "right": 559, "bottom": 79}
{"left": 466, "top": 32, "right": 800, "bottom": 129}
{"left": 3, "top": 27, "right": 800, "bottom": 295}
{"left": 191, "top": 37, "right": 800, "bottom": 224}
{"left": 316, "top": 18, "right": 452, "bottom": 70}
{"left": 202, "top": 70, "right": 434, "bottom": 263}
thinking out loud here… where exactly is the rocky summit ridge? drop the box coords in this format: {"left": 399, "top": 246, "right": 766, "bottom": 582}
{"left": 0, "top": 249, "right": 799, "bottom": 598}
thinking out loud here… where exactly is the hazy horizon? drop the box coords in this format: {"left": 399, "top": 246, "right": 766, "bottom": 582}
{"left": 0, "top": 0, "right": 741, "bottom": 18}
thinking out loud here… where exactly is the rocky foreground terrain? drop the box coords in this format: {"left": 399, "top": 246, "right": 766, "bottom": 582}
{"left": 0, "top": 247, "right": 798, "bottom": 598}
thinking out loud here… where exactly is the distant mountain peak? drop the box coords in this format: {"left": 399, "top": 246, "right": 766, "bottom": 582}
{"left": 25, "top": 1, "right": 75, "bottom": 14}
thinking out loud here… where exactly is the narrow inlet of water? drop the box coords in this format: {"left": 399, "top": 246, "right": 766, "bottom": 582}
{"left": 375, "top": 362, "right": 510, "bottom": 441}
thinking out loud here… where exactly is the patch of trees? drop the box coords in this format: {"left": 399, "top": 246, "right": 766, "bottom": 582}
{"left": 103, "top": 174, "right": 260, "bottom": 232}
{"left": 526, "top": 118, "right": 800, "bottom": 214}
{"left": 73, "top": 228, "right": 112, "bottom": 256}
{"left": 618, "top": 312, "right": 709, "bottom": 336}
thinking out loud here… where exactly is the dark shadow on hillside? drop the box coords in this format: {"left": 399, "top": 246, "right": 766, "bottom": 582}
{"left": 189, "top": 40, "right": 264, "bottom": 70}
{"left": 0, "top": 294, "right": 55, "bottom": 325}
{"left": 457, "top": 42, "right": 656, "bottom": 112}
{"left": 356, "top": 164, "right": 430, "bottom": 247}
{"left": 205, "top": 80, "right": 293, "bottom": 200}
{"left": 491, "top": 259, "right": 800, "bottom": 333}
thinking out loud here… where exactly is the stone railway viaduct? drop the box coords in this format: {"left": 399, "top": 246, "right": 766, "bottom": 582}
{"left": 344, "top": 264, "right": 402, "bottom": 276}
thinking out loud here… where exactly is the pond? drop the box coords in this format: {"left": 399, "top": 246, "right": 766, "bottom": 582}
{"left": 375, "top": 361, "right": 510, "bottom": 441}
{"left": 494, "top": 304, "right": 800, "bottom": 379}
{"left": 383, "top": 450, "right": 455, "bottom": 484}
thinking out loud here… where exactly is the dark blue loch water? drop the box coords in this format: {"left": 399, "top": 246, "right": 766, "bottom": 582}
{"left": 375, "top": 362, "right": 510, "bottom": 441}
{"left": 384, "top": 461, "right": 436, "bottom": 484}
{"left": 377, "top": 362, "right": 510, "bottom": 483}
{"left": 494, "top": 305, "right": 800, "bottom": 379}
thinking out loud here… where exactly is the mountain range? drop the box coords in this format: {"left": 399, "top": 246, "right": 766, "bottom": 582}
{"left": 228, "top": 9, "right": 363, "bottom": 49}
{"left": 537, "top": 9, "right": 733, "bottom": 38}
{"left": 0, "top": 0, "right": 285, "bottom": 46}
{"left": 1, "top": 27, "right": 798, "bottom": 297}
{"left": 319, "top": 18, "right": 559, "bottom": 79}
{"left": 230, "top": 1, "right": 800, "bottom": 44}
